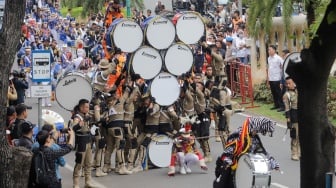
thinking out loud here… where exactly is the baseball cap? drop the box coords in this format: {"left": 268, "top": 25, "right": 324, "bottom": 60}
{"left": 21, "top": 121, "right": 36, "bottom": 134}
{"left": 226, "top": 36, "right": 233, "bottom": 42}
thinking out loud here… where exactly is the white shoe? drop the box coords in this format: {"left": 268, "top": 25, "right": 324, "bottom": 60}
{"left": 132, "top": 165, "right": 143, "bottom": 173}
{"left": 180, "top": 166, "right": 186, "bottom": 175}
{"left": 185, "top": 165, "right": 192, "bottom": 174}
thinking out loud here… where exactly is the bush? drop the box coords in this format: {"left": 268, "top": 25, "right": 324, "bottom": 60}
{"left": 253, "top": 82, "right": 273, "bottom": 103}
{"left": 327, "top": 77, "right": 336, "bottom": 120}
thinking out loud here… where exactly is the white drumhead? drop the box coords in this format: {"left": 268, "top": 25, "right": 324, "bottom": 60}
{"left": 148, "top": 134, "right": 173, "bottom": 167}
{"left": 150, "top": 72, "right": 180, "bottom": 106}
{"left": 235, "top": 154, "right": 270, "bottom": 188}
{"left": 175, "top": 12, "right": 204, "bottom": 44}
{"left": 132, "top": 46, "right": 162, "bottom": 80}
{"left": 112, "top": 19, "right": 143, "bottom": 53}
{"left": 55, "top": 74, "right": 93, "bottom": 111}
{"left": 283, "top": 52, "right": 301, "bottom": 79}
{"left": 165, "top": 43, "right": 193, "bottom": 76}
{"left": 145, "top": 16, "right": 176, "bottom": 50}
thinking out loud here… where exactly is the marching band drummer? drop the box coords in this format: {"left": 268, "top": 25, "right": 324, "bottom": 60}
{"left": 213, "top": 116, "right": 280, "bottom": 188}
{"left": 102, "top": 80, "right": 133, "bottom": 175}
{"left": 133, "top": 95, "right": 161, "bottom": 173}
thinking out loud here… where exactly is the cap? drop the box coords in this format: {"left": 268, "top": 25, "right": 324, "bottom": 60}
{"left": 179, "top": 123, "right": 192, "bottom": 137}
{"left": 21, "top": 121, "right": 36, "bottom": 134}
{"left": 226, "top": 37, "right": 233, "bottom": 42}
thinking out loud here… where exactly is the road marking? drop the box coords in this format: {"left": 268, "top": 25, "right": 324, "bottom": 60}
{"left": 271, "top": 182, "right": 289, "bottom": 188}
{"left": 65, "top": 164, "right": 107, "bottom": 188}
{"left": 237, "top": 113, "right": 287, "bottom": 129}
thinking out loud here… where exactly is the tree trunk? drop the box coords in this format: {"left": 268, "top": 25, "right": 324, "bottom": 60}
{"left": 0, "top": 0, "right": 29, "bottom": 187}
{"left": 287, "top": 1, "right": 336, "bottom": 187}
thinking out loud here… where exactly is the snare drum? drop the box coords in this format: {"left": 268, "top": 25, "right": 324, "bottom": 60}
{"left": 106, "top": 18, "right": 143, "bottom": 53}
{"left": 235, "top": 153, "right": 271, "bottom": 188}
{"left": 148, "top": 134, "right": 173, "bottom": 168}
{"left": 131, "top": 46, "right": 162, "bottom": 80}
{"left": 164, "top": 43, "right": 194, "bottom": 76}
{"left": 172, "top": 12, "right": 205, "bottom": 44}
{"left": 55, "top": 72, "right": 93, "bottom": 111}
{"left": 150, "top": 72, "right": 180, "bottom": 106}
{"left": 143, "top": 16, "right": 176, "bottom": 50}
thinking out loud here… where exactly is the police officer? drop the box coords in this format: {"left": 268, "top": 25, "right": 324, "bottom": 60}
{"left": 72, "top": 99, "right": 97, "bottom": 188}
{"left": 283, "top": 77, "right": 300, "bottom": 161}
{"left": 133, "top": 95, "right": 161, "bottom": 172}
{"left": 102, "top": 82, "right": 133, "bottom": 175}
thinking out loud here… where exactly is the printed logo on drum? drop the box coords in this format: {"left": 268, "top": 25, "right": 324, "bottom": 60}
{"left": 182, "top": 15, "right": 197, "bottom": 20}
{"left": 121, "top": 23, "right": 137, "bottom": 28}
{"left": 141, "top": 52, "right": 157, "bottom": 59}
{"left": 63, "top": 78, "right": 76, "bottom": 86}
{"left": 159, "top": 75, "right": 171, "bottom": 79}
{"left": 177, "top": 45, "right": 189, "bottom": 51}
{"left": 153, "top": 20, "right": 168, "bottom": 25}
{"left": 154, "top": 141, "right": 170, "bottom": 145}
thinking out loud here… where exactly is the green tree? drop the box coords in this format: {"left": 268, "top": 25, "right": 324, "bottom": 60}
{"left": 245, "top": 0, "right": 336, "bottom": 187}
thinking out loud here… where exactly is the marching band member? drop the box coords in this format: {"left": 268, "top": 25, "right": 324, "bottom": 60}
{"left": 168, "top": 122, "right": 207, "bottom": 176}
{"left": 123, "top": 85, "right": 141, "bottom": 171}
{"left": 133, "top": 95, "right": 160, "bottom": 172}
{"left": 158, "top": 105, "right": 179, "bottom": 138}
{"left": 102, "top": 81, "right": 133, "bottom": 175}
{"left": 104, "top": 0, "right": 123, "bottom": 28}
{"left": 72, "top": 99, "right": 98, "bottom": 188}
{"left": 189, "top": 78, "right": 212, "bottom": 163}
{"left": 213, "top": 116, "right": 280, "bottom": 188}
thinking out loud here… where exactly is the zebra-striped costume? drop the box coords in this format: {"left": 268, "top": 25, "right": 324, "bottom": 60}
{"left": 213, "top": 116, "right": 279, "bottom": 188}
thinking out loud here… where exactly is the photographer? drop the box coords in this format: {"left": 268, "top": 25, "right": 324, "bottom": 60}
{"left": 11, "top": 70, "right": 29, "bottom": 105}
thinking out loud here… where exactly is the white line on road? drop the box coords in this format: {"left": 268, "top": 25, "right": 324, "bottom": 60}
{"left": 271, "top": 182, "right": 289, "bottom": 188}
{"left": 65, "top": 164, "right": 107, "bottom": 188}
{"left": 237, "top": 112, "right": 287, "bottom": 129}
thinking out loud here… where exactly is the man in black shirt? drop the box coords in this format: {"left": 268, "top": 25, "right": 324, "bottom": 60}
{"left": 16, "top": 121, "right": 35, "bottom": 149}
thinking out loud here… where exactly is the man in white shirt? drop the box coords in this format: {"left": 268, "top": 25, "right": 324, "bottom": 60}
{"left": 267, "top": 45, "right": 285, "bottom": 112}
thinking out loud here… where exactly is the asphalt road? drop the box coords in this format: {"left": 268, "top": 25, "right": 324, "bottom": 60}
{"left": 23, "top": 97, "right": 299, "bottom": 188}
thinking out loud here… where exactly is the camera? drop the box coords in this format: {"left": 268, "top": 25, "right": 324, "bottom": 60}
{"left": 60, "top": 128, "right": 70, "bottom": 133}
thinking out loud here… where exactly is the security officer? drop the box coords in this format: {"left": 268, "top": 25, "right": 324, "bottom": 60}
{"left": 133, "top": 95, "right": 161, "bottom": 172}
{"left": 102, "top": 82, "right": 133, "bottom": 175}
{"left": 283, "top": 77, "right": 300, "bottom": 161}
{"left": 72, "top": 99, "right": 97, "bottom": 188}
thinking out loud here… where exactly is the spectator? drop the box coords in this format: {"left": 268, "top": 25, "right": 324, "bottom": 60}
{"left": 235, "top": 29, "right": 247, "bottom": 63}
{"left": 32, "top": 129, "right": 74, "bottom": 188}
{"left": 267, "top": 45, "right": 285, "bottom": 112}
{"left": 232, "top": 10, "right": 244, "bottom": 32}
{"left": 15, "top": 121, "right": 35, "bottom": 149}
{"left": 146, "top": 9, "right": 152, "bottom": 17}
{"left": 7, "top": 75, "right": 17, "bottom": 106}
{"left": 32, "top": 124, "right": 67, "bottom": 186}
{"left": 194, "top": 46, "right": 205, "bottom": 74}
{"left": 11, "top": 70, "right": 29, "bottom": 105}
{"left": 155, "top": 1, "right": 163, "bottom": 14}
{"left": 6, "top": 106, "right": 17, "bottom": 145}
{"left": 10, "top": 104, "right": 30, "bottom": 140}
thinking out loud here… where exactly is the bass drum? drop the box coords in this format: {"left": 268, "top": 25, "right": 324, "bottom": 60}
{"left": 150, "top": 72, "right": 180, "bottom": 106}
{"left": 164, "top": 43, "right": 194, "bottom": 76}
{"left": 172, "top": 11, "right": 205, "bottom": 44}
{"left": 131, "top": 46, "right": 162, "bottom": 80}
{"left": 55, "top": 72, "right": 93, "bottom": 111}
{"left": 106, "top": 18, "right": 143, "bottom": 53}
{"left": 148, "top": 134, "right": 173, "bottom": 168}
{"left": 235, "top": 153, "right": 271, "bottom": 188}
{"left": 143, "top": 15, "right": 176, "bottom": 50}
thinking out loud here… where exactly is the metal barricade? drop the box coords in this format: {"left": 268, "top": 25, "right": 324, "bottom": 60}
{"left": 229, "top": 61, "right": 258, "bottom": 109}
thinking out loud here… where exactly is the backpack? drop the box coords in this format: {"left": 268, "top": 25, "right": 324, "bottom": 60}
{"left": 30, "top": 148, "right": 53, "bottom": 187}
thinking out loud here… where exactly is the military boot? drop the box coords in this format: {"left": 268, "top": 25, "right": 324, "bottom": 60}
{"left": 102, "top": 164, "right": 113, "bottom": 173}
{"left": 204, "top": 152, "right": 212, "bottom": 163}
{"left": 96, "top": 167, "right": 107, "bottom": 177}
{"left": 118, "top": 163, "right": 133, "bottom": 175}
{"left": 84, "top": 176, "right": 98, "bottom": 188}
{"left": 73, "top": 176, "right": 80, "bottom": 188}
